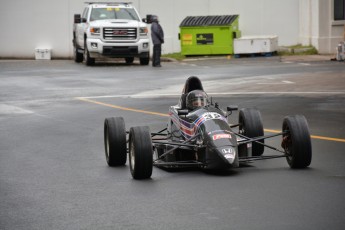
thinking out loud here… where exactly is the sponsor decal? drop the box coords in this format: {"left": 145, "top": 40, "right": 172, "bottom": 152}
{"left": 222, "top": 147, "right": 236, "bottom": 163}
{"left": 222, "top": 148, "right": 233, "bottom": 154}
{"left": 213, "top": 133, "right": 231, "bottom": 140}
{"left": 224, "top": 153, "right": 235, "bottom": 159}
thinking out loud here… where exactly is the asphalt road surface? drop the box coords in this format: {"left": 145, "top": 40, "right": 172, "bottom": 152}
{"left": 1, "top": 57, "right": 344, "bottom": 230}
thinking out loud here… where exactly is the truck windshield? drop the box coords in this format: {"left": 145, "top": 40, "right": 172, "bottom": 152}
{"left": 90, "top": 8, "right": 140, "bottom": 21}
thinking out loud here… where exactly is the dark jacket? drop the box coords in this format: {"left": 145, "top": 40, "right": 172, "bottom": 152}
{"left": 151, "top": 21, "right": 164, "bottom": 45}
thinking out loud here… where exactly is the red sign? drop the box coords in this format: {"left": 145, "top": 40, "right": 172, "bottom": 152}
{"left": 213, "top": 133, "right": 231, "bottom": 140}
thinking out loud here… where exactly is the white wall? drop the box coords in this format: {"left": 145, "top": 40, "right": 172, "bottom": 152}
{"left": 1, "top": 0, "right": 337, "bottom": 58}
{"left": 299, "top": 0, "right": 345, "bottom": 54}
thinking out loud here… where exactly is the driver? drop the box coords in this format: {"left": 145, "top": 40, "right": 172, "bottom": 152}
{"left": 186, "top": 90, "right": 208, "bottom": 110}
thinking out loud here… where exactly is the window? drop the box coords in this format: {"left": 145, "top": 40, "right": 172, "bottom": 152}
{"left": 334, "top": 0, "right": 345, "bottom": 20}
{"left": 90, "top": 8, "right": 140, "bottom": 22}
{"left": 82, "top": 8, "right": 88, "bottom": 19}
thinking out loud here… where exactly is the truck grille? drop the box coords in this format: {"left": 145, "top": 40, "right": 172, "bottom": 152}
{"left": 103, "top": 28, "right": 137, "bottom": 40}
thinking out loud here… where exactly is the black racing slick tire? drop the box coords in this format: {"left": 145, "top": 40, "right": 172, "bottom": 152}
{"left": 282, "top": 115, "right": 312, "bottom": 169}
{"left": 104, "top": 117, "right": 127, "bottom": 166}
{"left": 239, "top": 108, "right": 265, "bottom": 156}
{"left": 129, "top": 126, "right": 153, "bottom": 179}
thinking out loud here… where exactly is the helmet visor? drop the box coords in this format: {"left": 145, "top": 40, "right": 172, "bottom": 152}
{"left": 192, "top": 98, "right": 206, "bottom": 108}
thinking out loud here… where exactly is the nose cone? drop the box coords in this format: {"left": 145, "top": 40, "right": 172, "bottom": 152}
{"left": 206, "top": 146, "right": 239, "bottom": 169}
{"left": 217, "top": 146, "right": 237, "bottom": 164}
{"left": 216, "top": 146, "right": 239, "bottom": 167}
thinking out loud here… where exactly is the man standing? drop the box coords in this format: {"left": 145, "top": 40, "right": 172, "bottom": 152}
{"left": 150, "top": 15, "right": 164, "bottom": 67}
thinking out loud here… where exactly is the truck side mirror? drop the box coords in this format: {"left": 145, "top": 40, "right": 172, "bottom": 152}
{"left": 74, "top": 14, "right": 81, "bottom": 23}
{"left": 81, "top": 18, "right": 87, "bottom": 23}
{"left": 145, "top": 14, "right": 152, "bottom": 24}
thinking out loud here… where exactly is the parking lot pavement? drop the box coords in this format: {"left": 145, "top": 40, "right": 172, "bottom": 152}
{"left": 0, "top": 58, "right": 345, "bottom": 230}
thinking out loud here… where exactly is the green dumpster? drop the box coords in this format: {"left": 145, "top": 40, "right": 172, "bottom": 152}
{"left": 179, "top": 15, "right": 241, "bottom": 56}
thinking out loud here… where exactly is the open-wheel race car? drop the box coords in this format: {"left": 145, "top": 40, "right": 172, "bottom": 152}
{"left": 104, "top": 76, "right": 312, "bottom": 179}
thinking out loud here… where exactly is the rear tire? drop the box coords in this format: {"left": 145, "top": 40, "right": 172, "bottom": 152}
{"left": 129, "top": 126, "right": 153, "bottom": 179}
{"left": 239, "top": 108, "right": 265, "bottom": 156}
{"left": 282, "top": 115, "right": 312, "bottom": 168}
{"left": 104, "top": 117, "right": 127, "bottom": 166}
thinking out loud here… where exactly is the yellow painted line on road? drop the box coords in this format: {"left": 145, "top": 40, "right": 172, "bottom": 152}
{"left": 77, "top": 97, "right": 168, "bottom": 117}
{"left": 77, "top": 97, "right": 345, "bottom": 143}
{"left": 264, "top": 129, "right": 345, "bottom": 143}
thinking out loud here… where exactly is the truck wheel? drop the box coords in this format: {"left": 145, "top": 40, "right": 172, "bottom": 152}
{"left": 129, "top": 126, "right": 153, "bottom": 179}
{"left": 84, "top": 43, "right": 95, "bottom": 66}
{"left": 125, "top": 57, "right": 134, "bottom": 64}
{"left": 104, "top": 117, "right": 127, "bottom": 166}
{"left": 140, "top": 57, "right": 149, "bottom": 65}
{"left": 282, "top": 115, "right": 312, "bottom": 168}
{"left": 73, "top": 42, "right": 83, "bottom": 63}
{"left": 239, "top": 108, "right": 265, "bottom": 156}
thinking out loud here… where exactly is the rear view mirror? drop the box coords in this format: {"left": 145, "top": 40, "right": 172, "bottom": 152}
{"left": 227, "top": 106, "right": 238, "bottom": 112}
{"left": 145, "top": 14, "right": 153, "bottom": 24}
{"left": 178, "top": 110, "right": 189, "bottom": 116}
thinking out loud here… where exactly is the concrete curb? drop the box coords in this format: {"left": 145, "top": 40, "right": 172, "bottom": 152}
{"left": 163, "top": 54, "right": 337, "bottom": 63}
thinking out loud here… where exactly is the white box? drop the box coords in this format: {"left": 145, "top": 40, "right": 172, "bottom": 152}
{"left": 234, "top": 35, "right": 278, "bottom": 54}
{"left": 35, "top": 48, "right": 51, "bottom": 60}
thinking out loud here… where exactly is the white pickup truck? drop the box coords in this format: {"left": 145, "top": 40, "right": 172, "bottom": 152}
{"left": 73, "top": 2, "right": 150, "bottom": 66}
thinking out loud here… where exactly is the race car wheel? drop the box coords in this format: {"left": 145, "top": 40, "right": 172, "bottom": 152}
{"left": 239, "top": 108, "right": 265, "bottom": 156}
{"left": 129, "top": 126, "right": 153, "bottom": 179}
{"left": 282, "top": 115, "right": 312, "bottom": 168}
{"left": 104, "top": 117, "right": 127, "bottom": 166}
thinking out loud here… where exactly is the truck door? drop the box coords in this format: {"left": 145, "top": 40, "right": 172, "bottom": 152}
{"left": 77, "top": 7, "right": 89, "bottom": 48}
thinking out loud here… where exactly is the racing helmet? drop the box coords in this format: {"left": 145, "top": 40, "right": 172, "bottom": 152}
{"left": 186, "top": 90, "right": 208, "bottom": 110}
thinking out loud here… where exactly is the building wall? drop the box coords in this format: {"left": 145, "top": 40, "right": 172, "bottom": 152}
{"left": 0, "top": 0, "right": 341, "bottom": 58}
{"left": 299, "top": 0, "right": 344, "bottom": 54}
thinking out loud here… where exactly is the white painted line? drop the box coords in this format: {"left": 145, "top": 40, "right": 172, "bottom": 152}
{"left": 257, "top": 80, "right": 295, "bottom": 85}
{"left": 44, "top": 88, "right": 86, "bottom": 91}
{"left": 0, "top": 104, "right": 34, "bottom": 115}
{"left": 299, "top": 63, "right": 311, "bottom": 66}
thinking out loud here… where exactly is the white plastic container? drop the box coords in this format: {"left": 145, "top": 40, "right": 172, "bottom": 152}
{"left": 35, "top": 48, "right": 51, "bottom": 60}
{"left": 234, "top": 35, "right": 278, "bottom": 54}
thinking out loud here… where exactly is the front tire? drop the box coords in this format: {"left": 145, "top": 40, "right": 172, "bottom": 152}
{"left": 282, "top": 115, "right": 312, "bottom": 168}
{"left": 129, "top": 126, "right": 153, "bottom": 179}
{"left": 239, "top": 108, "right": 265, "bottom": 156}
{"left": 104, "top": 117, "right": 127, "bottom": 166}
{"left": 84, "top": 42, "right": 95, "bottom": 66}
{"left": 73, "top": 42, "right": 83, "bottom": 63}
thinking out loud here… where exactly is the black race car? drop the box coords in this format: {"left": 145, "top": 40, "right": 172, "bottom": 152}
{"left": 104, "top": 76, "right": 312, "bottom": 179}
